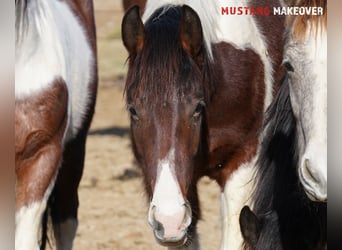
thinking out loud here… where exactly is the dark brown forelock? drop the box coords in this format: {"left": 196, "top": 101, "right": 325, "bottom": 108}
{"left": 125, "top": 6, "right": 204, "bottom": 106}
{"left": 286, "top": 0, "right": 327, "bottom": 41}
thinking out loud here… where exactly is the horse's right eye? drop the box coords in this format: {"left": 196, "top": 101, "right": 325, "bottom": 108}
{"left": 193, "top": 101, "right": 205, "bottom": 118}
{"left": 128, "top": 106, "right": 139, "bottom": 120}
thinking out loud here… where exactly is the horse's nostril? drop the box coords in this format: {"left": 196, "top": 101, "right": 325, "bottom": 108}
{"left": 183, "top": 202, "right": 192, "bottom": 227}
{"left": 304, "top": 159, "right": 319, "bottom": 183}
{"left": 148, "top": 205, "right": 159, "bottom": 229}
{"left": 301, "top": 157, "right": 327, "bottom": 202}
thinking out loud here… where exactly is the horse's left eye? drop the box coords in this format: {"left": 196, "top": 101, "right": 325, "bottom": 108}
{"left": 283, "top": 61, "right": 294, "bottom": 72}
{"left": 128, "top": 105, "right": 139, "bottom": 121}
{"left": 193, "top": 101, "right": 205, "bottom": 118}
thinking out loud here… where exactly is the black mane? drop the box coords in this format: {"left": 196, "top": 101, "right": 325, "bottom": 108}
{"left": 251, "top": 75, "right": 327, "bottom": 250}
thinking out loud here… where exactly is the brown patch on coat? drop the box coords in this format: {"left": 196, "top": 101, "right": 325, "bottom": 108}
{"left": 205, "top": 42, "right": 265, "bottom": 189}
{"left": 15, "top": 79, "right": 68, "bottom": 209}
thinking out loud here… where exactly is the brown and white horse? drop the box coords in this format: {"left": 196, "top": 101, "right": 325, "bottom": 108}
{"left": 15, "top": 0, "right": 97, "bottom": 249}
{"left": 122, "top": 0, "right": 284, "bottom": 249}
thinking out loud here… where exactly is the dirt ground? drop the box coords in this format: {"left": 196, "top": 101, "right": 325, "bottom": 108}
{"left": 71, "top": 1, "right": 221, "bottom": 249}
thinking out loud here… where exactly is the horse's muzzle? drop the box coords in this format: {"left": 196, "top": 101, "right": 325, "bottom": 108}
{"left": 300, "top": 158, "right": 327, "bottom": 202}
{"left": 148, "top": 202, "right": 192, "bottom": 247}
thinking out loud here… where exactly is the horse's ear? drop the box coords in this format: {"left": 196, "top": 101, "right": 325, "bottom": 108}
{"left": 121, "top": 5, "right": 145, "bottom": 57}
{"left": 179, "top": 5, "right": 203, "bottom": 60}
{"left": 239, "top": 206, "right": 261, "bottom": 247}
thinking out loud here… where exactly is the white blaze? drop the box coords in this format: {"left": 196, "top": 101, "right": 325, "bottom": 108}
{"left": 151, "top": 149, "right": 185, "bottom": 216}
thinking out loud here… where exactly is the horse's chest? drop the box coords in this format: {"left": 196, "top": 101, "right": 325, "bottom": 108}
{"left": 205, "top": 128, "right": 258, "bottom": 187}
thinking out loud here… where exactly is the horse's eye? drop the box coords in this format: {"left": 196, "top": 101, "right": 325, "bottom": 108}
{"left": 283, "top": 61, "right": 294, "bottom": 72}
{"left": 193, "top": 101, "right": 205, "bottom": 118}
{"left": 128, "top": 106, "right": 139, "bottom": 120}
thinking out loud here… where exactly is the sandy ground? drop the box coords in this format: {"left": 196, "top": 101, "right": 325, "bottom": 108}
{"left": 62, "top": 1, "right": 221, "bottom": 249}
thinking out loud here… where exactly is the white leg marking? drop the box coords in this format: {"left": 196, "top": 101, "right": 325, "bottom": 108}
{"left": 15, "top": 155, "right": 58, "bottom": 250}
{"left": 220, "top": 158, "right": 256, "bottom": 250}
{"left": 15, "top": 201, "right": 47, "bottom": 250}
{"left": 54, "top": 218, "right": 78, "bottom": 250}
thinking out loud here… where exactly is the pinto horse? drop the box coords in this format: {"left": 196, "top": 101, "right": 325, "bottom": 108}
{"left": 239, "top": 0, "right": 327, "bottom": 249}
{"left": 122, "top": 0, "right": 285, "bottom": 249}
{"left": 15, "top": 0, "right": 97, "bottom": 249}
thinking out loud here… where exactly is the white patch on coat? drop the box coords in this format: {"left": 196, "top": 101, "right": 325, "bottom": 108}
{"left": 15, "top": 202, "right": 43, "bottom": 250}
{"left": 15, "top": 0, "right": 94, "bottom": 141}
{"left": 220, "top": 157, "right": 256, "bottom": 250}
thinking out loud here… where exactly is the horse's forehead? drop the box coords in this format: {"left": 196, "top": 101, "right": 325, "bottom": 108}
{"left": 129, "top": 63, "right": 203, "bottom": 106}
{"left": 134, "top": 90, "right": 198, "bottom": 107}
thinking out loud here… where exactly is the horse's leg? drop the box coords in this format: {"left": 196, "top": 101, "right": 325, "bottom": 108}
{"left": 15, "top": 145, "right": 63, "bottom": 250}
{"left": 220, "top": 160, "right": 256, "bottom": 250}
{"left": 49, "top": 132, "right": 87, "bottom": 250}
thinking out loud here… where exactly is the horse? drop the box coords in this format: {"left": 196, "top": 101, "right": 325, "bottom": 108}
{"left": 239, "top": 77, "right": 327, "bottom": 250}
{"left": 281, "top": 0, "right": 327, "bottom": 202}
{"left": 239, "top": 0, "right": 327, "bottom": 249}
{"left": 121, "top": 0, "right": 285, "bottom": 249}
{"left": 15, "top": 0, "right": 98, "bottom": 249}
